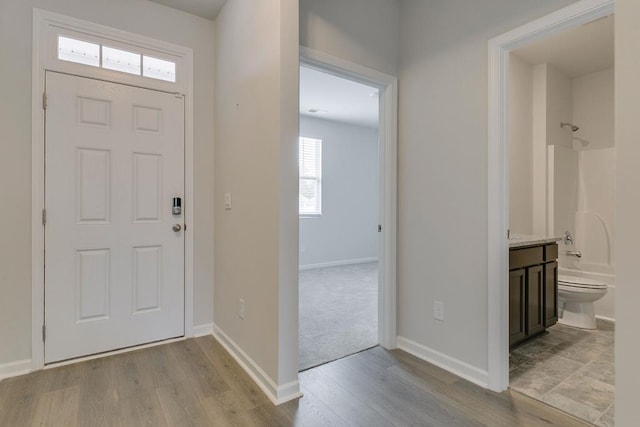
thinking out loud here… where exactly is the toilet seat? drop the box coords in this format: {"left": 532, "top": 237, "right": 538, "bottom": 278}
{"left": 558, "top": 275, "right": 607, "bottom": 290}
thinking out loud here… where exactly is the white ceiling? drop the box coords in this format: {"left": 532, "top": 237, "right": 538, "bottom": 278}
{"left": 512, "top": 15, "right": 614, "bottom": 78}
{"left": 149, "top": 0, "right": 227, "bottom": 20}
{"left": 300, "top": 66, "right": 379, "bottom": 128}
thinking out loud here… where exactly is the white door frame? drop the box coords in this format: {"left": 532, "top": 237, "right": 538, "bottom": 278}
{"left": 299, "top": 47, "right": 398, "bottom": 349}
{"left": 487, "top": 0, "right": 614, "bottom": 391}
{"left": 31, "top": 9, "right": 195, "bottom": 370}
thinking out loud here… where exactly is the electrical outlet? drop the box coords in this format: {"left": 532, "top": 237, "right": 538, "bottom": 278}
{"left": 434, "top": 301, "right": 444, "bottom": 321}
{"left": 239, "top": 298, "right": 245, "bottom": 320}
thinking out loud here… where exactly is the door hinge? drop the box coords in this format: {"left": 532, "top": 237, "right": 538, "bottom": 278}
{"left": 378, "top": 224, "right": 382, "bottom": 232}
{"left": 42, "top": 209, "right": 47, "bottom": 226}
{"left": 42, "top": 92, "right": 47, "bottom": 110}
{"left": 42, "top": 324, "right": 46, "bottom": 342}
{"left": 184, "top": 224, "right": 187, "bottom": 231}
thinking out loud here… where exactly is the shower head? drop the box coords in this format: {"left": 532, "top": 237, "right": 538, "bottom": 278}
{"left": 561, "top": 122, "right": 580, "bottom": 132}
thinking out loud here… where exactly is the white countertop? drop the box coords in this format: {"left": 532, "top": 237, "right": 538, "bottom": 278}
{"left": 508, "top": 234, "right": 562, "bottom": 248}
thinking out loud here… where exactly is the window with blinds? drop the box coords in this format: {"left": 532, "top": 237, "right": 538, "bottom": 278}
{"left": 299, "top": 136, "right": 322, "bottom": 216}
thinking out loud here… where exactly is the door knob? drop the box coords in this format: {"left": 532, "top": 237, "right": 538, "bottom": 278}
{"left": 172, "top": 224, "right": 182, "bottom": 232}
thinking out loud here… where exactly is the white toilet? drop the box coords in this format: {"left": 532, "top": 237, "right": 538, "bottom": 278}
{"left": 558, "top": 274, "right": 608, "bottom": 329}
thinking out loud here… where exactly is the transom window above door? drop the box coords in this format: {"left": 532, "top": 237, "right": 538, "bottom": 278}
{"left": 57, "top": 35, "right": 177, "bottom": 83}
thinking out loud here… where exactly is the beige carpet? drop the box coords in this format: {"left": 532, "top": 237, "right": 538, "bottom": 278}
{"left": 298, "top": 261, "right": 378, "bottom": 371}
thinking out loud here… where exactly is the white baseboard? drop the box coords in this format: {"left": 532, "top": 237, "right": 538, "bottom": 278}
{"left": 213, "top": 324, "right": 302, "bottom": 405}
{"left": 596, "top": 315, "right": 616, "bottom": 323}
{"left": 299, "top": 257, "right": 377, "bottom": 271}
{"left": 396, "top": 336, "right": 489, "bottom": 388}
{"left": 192, "top": 323, "right": 214, "bottom": 337}
{"left": 0, "top": 359, "right": 31, "bottom": 381}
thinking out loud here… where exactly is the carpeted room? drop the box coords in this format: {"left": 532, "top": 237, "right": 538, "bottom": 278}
{"left": 298, "top": 67, "right": 381, "bottom": 370}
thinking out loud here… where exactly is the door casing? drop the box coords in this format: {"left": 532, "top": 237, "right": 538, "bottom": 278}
{"left": 31, "top": 9, "right": 195, "bottom": 370}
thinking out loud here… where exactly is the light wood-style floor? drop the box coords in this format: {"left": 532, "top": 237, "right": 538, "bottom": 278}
{"left": 0, "top": 336, "right": 589, "bottom": 426}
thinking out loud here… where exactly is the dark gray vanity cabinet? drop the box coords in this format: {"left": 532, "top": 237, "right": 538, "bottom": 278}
{"left": 544, "top": 260, "right": 559, "bottom": 327}
{"left": 509, "top": 268, "right": 527, "bottom": 347}
{"left": 509, "top": 243, "right": 558, "bottom": 350}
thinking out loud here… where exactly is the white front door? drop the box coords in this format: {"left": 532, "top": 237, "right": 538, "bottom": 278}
{"left": 44, "top": 72, "right": 185, "bottom": 363}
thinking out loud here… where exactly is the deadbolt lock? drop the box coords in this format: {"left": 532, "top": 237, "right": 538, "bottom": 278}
{"left": 172, "top": 197, "right": 182, "bottom": 215}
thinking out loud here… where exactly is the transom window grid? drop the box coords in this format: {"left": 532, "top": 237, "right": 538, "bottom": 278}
{"left": 57, "top": 35, "right": 177, "bottom": 83}
{"left": 299, "top": 137, "right": 322, "bottom": 216}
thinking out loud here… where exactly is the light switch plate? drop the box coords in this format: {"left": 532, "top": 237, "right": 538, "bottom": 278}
{"left": 434, "top": 301, "right": 444, "bottom": 321}
{"left": 224, "top": 192, "right": 232, "bottom": 210}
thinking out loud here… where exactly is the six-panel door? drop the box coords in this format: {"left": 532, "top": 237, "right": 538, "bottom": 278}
{"left": 44, "top": 72, "right": 185, "bottom": 363}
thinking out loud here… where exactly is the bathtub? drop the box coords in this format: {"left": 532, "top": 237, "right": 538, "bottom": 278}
{"left": 558, "top": 262, "right": 616, "bottom": 322}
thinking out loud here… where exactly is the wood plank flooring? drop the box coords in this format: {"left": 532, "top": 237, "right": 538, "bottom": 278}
{"left": 0, "top": 336, "right": 590, "bottom": 426}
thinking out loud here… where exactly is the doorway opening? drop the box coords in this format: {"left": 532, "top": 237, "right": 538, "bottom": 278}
{"left": 299, "top": 47, "right": 398, "bottom": 370}
{"left": 298, "top": 65, "right": 380, "bottom": 371}
{"left": 489, "top": 1, "right": 615, "bottom": 425}
{"left": 508, "top": 17, "right": 615, "bottom": 425}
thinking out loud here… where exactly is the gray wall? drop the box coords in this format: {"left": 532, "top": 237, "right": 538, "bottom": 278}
{"left": 616, "top": 1, "right": 640, "bottom": 422}
{"left": 300, "top": 0, "right": 400, "bottom": 76}
{"left": 398, "top": 0, "right": 579, "bottom": 374}
{"left": 299, "top": 116, "right": 378, "bottom": 267}
{"left": 508, "top": 54, "right": 534, "bottom": 234}
{"left": 214, "top": 0, "right": 299, "bottom": 388}
{"left": 0, "top": 0, "right": 215, "bottom": 366}
{"left": 573, "top": 68, "right": 614, "bottom": 150}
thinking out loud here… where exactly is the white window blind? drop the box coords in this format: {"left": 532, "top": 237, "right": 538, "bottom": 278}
{"left": 299, "top": 137, "right": 322, "bottom": 215}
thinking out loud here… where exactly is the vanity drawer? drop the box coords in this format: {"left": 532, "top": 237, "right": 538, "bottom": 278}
{"left": 509, "top": 246, "right": 543, "bottom": 270}
{"left": 544, "top": 244, "right": 558, "bottom": 261}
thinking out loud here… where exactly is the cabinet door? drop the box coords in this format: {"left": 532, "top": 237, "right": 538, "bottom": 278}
{"left": 526, "top": 265, "right": 545, "bottom": 337}
{"left": 509, "top": 269, "right": 526, "bottom": 348}
{"left": 544, "top": 261, "right": 558, "bottom": 327}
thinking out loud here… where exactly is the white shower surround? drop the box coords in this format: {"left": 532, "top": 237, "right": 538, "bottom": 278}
{"left": 550, "top": 145, "right": 616, "bottom": 321}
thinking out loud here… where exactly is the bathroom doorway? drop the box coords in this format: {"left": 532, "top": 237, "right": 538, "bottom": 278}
{"left": 499, "top": 3, "right": 616, "bottom": 425}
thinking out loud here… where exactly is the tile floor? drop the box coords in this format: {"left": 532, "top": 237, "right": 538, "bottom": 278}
{"left": 510, "top": 320, "right": 615, "bottom": 426}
